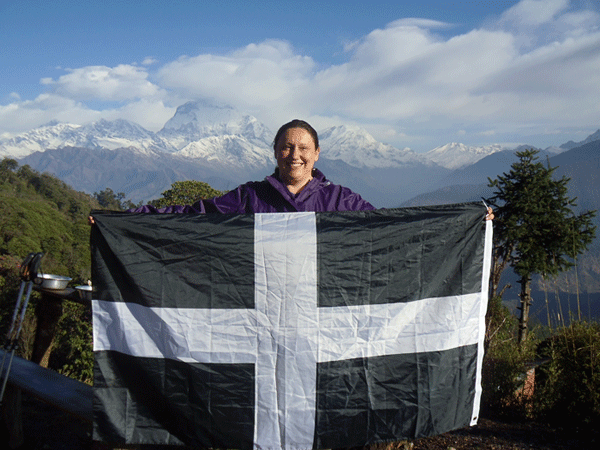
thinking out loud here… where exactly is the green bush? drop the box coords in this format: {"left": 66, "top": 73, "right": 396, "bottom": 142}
{"left": 481, "top": 294, "right": 537, "bottom": 419}
{"left": 150, "top": 180, "right": 224, "bottom": 207}
{"left": 49, "top": 301, "right": 93, "bottom": 384}
{"left": 534, "top": 321, "right": 600, "bottom": 432}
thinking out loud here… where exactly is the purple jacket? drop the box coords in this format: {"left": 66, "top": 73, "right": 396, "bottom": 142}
{"left": 131, "top": 168, "right": 375, "bottom": 214}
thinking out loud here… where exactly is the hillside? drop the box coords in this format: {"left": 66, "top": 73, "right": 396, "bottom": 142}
{"left": 0, "top": 158, "right": 98, "bottom": 280}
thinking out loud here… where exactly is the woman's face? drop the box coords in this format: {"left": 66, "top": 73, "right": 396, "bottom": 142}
{"left": 274, "top": 127, "right": 320, "bottom": 188}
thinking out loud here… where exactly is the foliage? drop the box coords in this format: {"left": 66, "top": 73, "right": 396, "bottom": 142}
{"left": 0, "top": 160, "right": 95, "bottom": 281}
{"left": 0, "top": 158, "right": 98, "bottom": 377}
{"left": 49, "top": 301, "right": 94, "bottom": 384}
{"left": 487, "top": 149, "right": 596, "bottom": 343}
{"left": 481, "top": 294, "right": 537, "bottom": 419}
{"left": 149, "top": 180, "right": 224, "bottom": 207}
{"left": 94, "top": 187, "right": 138, "bottom": 211}
{"left": 534, "top": 321, "right": 600, "bottom": 434}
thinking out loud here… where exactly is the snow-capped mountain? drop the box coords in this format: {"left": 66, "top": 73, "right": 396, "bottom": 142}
{"left": 157, "top": 100, "right": 275, "bottom": 168}
{"left": 75, "top": 119, "right": 176, "bottom": 154}
{"left": 177, "top": 135, "right": 274, "bottom": 169}
{"left": 424, "top": 142, "right": 505, "bottom": 170}
{"left": 5, "top": 98, "right": 600, "bottom": 208}
{"left": 0, "top": 121, "right": 81, "bottom": 158}
{"left": 159, "top": 100, "right": 273, "bottom": 149}
{"left": 319, "top": 125, "right": 427, "bottom": 168}
{"left": 0, "top": 118, "right": 175, "bottom": 158}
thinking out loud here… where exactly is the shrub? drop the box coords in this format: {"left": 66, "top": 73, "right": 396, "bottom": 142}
{"left": 534, "top": 321, "right": 600, "bottom": 433}
{"left": 49, "top": 301, "right": 93, "bottom": 384}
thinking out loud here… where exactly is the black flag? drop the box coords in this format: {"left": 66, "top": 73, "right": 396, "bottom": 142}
{"left": 91, "top": 204, "right": 492, "bottom": 449}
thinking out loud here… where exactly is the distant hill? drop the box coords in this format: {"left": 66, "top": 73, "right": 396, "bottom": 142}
{"left": 20, "top": 146, "right": 271, "bottom": 203}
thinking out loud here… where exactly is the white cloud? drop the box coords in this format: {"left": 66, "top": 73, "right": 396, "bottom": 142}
{"left": 307, "top": 25, "right": 516, "bottom": 124}
{"left": 142, "top": 57, "right": 158, "bottom": 66}
{"left": 500, "top": 0, "right": 569, "bottom": 27}
{"left": 107, "top": 99, "right": 176, "bottom": 132}
{"left": 0, "top": 94, "right": 100, "bottom": 132}
{"left": 158, "top": 40, "right": 314, "bottom": 107}
{"left": 0, "top": 92, "right": 174, "bottom": 134}
{"left": 2, "top": 0, "right": 600, "bottom": 151}
{"left": 41, "top": 64, "right": 162, "bottom": 101}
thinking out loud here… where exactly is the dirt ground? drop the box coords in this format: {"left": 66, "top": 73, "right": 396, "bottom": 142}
{"left": 6, "top": 390, "right": 598, "bottom": 450}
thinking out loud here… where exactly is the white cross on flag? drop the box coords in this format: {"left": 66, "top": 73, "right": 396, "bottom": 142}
{"left": 91, "top": 204, "right": 492, "bottom": 449}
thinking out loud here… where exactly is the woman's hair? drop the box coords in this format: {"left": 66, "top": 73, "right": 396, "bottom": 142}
{"left": 272, "top": 119, "right": 319, "bottom": 151}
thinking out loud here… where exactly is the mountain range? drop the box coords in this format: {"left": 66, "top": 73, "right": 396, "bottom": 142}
{"left": 0, "top": 99, "right": 564, "bottom": 205}
{"left": 1, "top": 99, "right": 597, "bottom": 210}
{"left": 1, "top": 99, "right": 600, "bottom": 320}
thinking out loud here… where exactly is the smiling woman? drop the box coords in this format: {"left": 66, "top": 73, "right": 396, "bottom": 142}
{"left": 273, "top": 119, "right": 321, "bottom": 195}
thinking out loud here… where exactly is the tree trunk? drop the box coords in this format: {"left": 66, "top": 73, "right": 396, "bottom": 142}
{"left": 489, "top": 244, "right": 513, "bottom": 300}
{"left": 518, "top": 277, "right": 532, "bottom": 344}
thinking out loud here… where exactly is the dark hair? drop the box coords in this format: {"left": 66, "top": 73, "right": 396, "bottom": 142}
{"left": 272, "top": 119, "right": 319, "bottom": 151}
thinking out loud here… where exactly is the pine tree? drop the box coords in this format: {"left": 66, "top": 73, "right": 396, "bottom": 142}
{"left": 487, "top": 149, "right": 596, "bottom": 344}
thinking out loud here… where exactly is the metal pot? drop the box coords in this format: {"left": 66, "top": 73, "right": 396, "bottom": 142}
{"left": 37, "top": 274, "right": 72, "bottom": 290}
{"left": 75, "top": 285, "right": 93, "bottom": 301}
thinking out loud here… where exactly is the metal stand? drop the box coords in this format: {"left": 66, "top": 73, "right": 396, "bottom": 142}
{"left": 0, "top": 253, "right": 43, "bottom": 405}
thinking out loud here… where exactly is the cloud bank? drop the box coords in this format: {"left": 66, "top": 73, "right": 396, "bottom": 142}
{"left": 1, "top": 0, "right": 599, "bottom": 151}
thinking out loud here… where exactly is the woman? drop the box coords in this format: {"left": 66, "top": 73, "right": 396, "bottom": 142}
{"left": 127, "top": 119, "right": 376, "bottom": 214}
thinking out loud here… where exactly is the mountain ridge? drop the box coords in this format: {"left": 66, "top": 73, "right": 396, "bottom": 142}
{"left": 1, "top": 100, "right": 514, "bottom": 170}
{"left": 2, "top": 100, "right": 599, "bottom": 210}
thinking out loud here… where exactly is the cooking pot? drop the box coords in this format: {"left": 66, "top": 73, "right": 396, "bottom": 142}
{"left": 75, "top": 285, "right": 93, "bottom": 301}
{"left": 37, "top": 274, "right": 72, "bottom": 290}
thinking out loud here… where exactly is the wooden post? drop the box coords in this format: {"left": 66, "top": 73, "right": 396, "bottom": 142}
{"left": 31, "top": 293, "right": 64, "bottom": 367}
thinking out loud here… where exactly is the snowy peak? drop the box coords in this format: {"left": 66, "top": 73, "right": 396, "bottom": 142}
{"left": 157, "top": 100, "right": 274, "bottom": 167}
{"left": 75, "top": 118, "right": 176, "bottom": 153}
{"left": 159, "top": 100, "right": 272, "bottom": 148}
{"left": 80, "top": 118, "right": 153, "bottom": 139}
{"left": 177, "top": 135, "right": 273, "bottom": 169}
{"left": 425, "top": 142, "right": 505, "bottom": 170}
{"left": 0, "top": 122, "right": 82, "bottom": 158}
{"left": 0, "top": 119, "right": 176, "bottom": 158}
{"left": 319, "top": 125, "right": 424, "bottom": 168}
{"left": 161, "top": 99, "right": 242, "bottom": 132}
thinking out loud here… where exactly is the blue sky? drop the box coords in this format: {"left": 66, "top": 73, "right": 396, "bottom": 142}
{"left": 1, "top": 0, "right": 600, "bottom": 152}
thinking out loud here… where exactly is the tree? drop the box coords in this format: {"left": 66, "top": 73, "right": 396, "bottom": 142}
{"left": 0, "top": 157, "right": 18, "bottom": 175}
{"left": 93, "top": 187, "right": 137, "bottom": 211}
{"left": 487, "top": 149, "right": 596, "bottom": 344}
{"left": 150, "top": 180, "right": 224, "bottom": 207}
